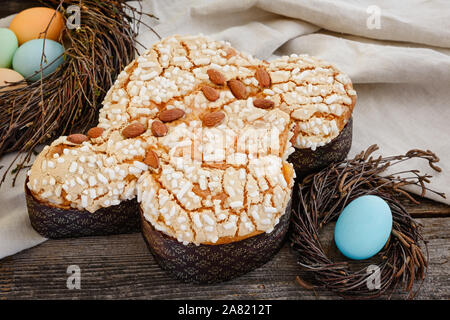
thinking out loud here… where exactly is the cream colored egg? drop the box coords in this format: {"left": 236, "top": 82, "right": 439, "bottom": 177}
{"left": 0, "top": 68, "right": 25, "bottom": 92}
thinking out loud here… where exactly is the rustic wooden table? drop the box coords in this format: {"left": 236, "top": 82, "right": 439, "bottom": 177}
{"left": 0, "top": 1, "right": 449, "bottom": 300}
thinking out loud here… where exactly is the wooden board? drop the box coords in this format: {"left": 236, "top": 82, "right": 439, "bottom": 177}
{"left": 404, "top": 198, "right": 450, "bottom": 218}
{"left": 0, "top": 0, "right": 37, "bottom": 17}
{"left": 0, "top": 217, "right": 448, "bottom": 300}
{"left": 1, "top": 0, "right": 449, "bottom": 300}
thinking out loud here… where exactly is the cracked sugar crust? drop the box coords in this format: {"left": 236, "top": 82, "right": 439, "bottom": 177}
{"left": 99, "top": 35, "right": 355, "bottom": 150}
{"left": 27, "top": 34, "right": 356, "bottom": 245}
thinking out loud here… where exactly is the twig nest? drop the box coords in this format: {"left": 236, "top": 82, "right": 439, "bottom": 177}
{"left": 0, "top": 0, "right": 150, "bottom": 185}
{"left": 290, "top": 144, "right": 444, "bottom": 299}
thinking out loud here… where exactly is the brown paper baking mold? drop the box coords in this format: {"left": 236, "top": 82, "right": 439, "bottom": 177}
{"left": 140, "top": 200, "right": 291, "bottom": 284}
{"left": 288, "top": 118, "right": 353, "bottom": 178}
{"left": 25, "top": 179, "right": 140, "bottom": 239}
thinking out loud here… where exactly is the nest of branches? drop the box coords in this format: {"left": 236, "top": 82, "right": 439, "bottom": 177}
{"left": 0, "top": 0, "right": 157, "bottom": 183}
{"left": 290, "top": 145, "right": 445, "bottom": 299}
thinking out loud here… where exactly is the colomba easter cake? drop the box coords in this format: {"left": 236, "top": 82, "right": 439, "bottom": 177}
{"left": 25, "top": 34, "right": 356, "bottom": 282}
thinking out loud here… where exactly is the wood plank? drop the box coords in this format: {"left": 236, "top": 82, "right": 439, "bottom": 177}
{"left": 0, "top": 0, "right": 38, "bottom": 18}
{"left": 0, "top": 218, "right": 448, "bottom": 299}
{"left": 404, "top": 197, "right": 450, "bottom": 218}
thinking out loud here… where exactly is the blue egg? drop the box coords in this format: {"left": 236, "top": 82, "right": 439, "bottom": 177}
{"left": 12, "top": 39, "right": 64, "bottom": 81}
{"left": 334, "top": 195, "right": 392, "bottom": 260}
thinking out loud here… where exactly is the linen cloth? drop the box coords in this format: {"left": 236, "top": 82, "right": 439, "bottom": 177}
{"left": 1, "top": 0, "right": 449, "bottom": 259}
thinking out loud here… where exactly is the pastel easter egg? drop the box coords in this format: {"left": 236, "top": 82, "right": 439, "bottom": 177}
{"left": 9, "top": 7, "right": 65, "bottom": 45}
{"left": 334, "top": 195, "right": 392, "bottom": 260}
{"left": 0, "top": 28, "right": 18, "bottom": 68}
{"left": 12, "top": 39, "right": 64, "bottom": 81}
{"left": 0, "top": 68, "right": 25, "bottom": 92}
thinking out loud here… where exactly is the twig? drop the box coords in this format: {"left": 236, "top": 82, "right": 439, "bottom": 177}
{"left": 0, "top": 0, "right": 159, "bottom": 186}
{"left": 289, "top": 145, "right": 444, "bottom": 299}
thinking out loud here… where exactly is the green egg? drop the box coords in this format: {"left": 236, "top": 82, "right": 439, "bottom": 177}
{"left": 0, "top": 28, "right": 19, "bottom": 68}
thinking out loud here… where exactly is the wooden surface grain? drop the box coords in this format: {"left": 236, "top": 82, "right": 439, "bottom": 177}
{"left": 1, "top": 0, "right": 449, "bottom": 300}
{"left": 0, "top": 0, "right": 38, "bottom": 18}
{"left": 0, "top": 217, "right": 448, "bottom": 300}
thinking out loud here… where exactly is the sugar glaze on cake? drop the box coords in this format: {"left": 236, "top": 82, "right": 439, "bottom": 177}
{"left": 27, "top": 34, "right": 356, "bottom": 245}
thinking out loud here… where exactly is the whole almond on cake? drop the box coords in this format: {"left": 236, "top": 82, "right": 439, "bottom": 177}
{"left": 202, "top": 111, "right": 225, "bottom": 127}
